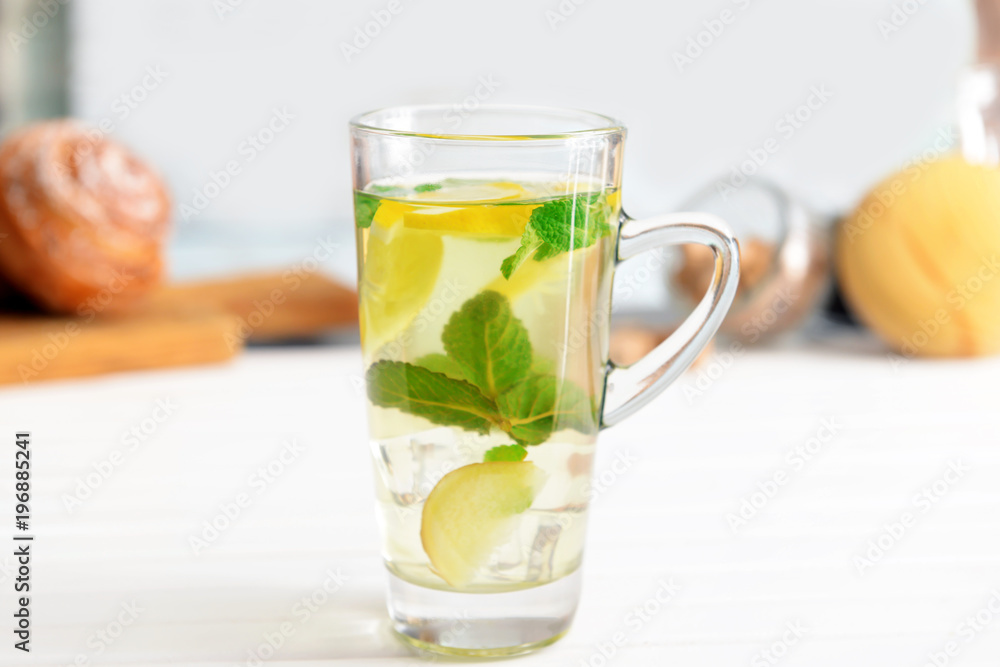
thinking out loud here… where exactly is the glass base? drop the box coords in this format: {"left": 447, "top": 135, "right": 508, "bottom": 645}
{"left": 387, "top": 568, "right": 581, "bottom": 658}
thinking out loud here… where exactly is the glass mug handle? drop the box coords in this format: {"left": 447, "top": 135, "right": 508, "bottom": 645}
{"left": 601, "top": 212, "right": 741, "bottom": 427}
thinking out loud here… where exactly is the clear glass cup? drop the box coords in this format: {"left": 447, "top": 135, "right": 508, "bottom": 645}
{"left": 349, "top": 105, "right": 740, "bottom": 657}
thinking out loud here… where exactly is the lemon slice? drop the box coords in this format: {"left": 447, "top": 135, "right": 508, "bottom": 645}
{"left": 403, "top": 204, "right": 533, "bottom": 237}
{"left": 484, "top": 250, "right": 569, "bottom": 301}
{"left": 421, "top": 461, "right": 546, "bottom": 588}
{"left": 371, "top": 199, "right": 416, "bottom": 230}
{"left": 360, "top": 208, "right": 443, "bottom": 351}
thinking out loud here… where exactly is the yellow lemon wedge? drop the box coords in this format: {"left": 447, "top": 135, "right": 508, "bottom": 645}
{"left": 371, "top": 199, "right": 417, "bottom": 230}
{"left": 484, "top": 250, "right": 570, "bottom": 301}
{"left": 403, "top": 204, "right": 533, "bottom": 237}
{"left": 421, "top": 461, "right": 546, "bottom": 588}
{"left": 607, "top": 190, "right": 621, "bottom": 212}
{"left": 360, "top": 216, "right": 443, "bottom": 352}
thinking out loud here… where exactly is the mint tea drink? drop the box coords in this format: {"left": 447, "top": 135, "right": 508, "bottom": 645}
{"left": 350, "top": 106, "right": 740, "bottom": 657}
{"left": 358, "top": 178, "right": 617, "bottom": 590}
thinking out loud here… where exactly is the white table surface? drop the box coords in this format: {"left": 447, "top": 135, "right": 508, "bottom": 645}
{"left": 1, "top": 341, "right": 999, "bottom": 666}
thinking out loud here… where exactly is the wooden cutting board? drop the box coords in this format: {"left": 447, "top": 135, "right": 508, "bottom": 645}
{"left": 0, "top": 272, "right": 358, "bottom": 385}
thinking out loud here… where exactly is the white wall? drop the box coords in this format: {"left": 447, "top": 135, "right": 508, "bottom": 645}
{"left": 69, "top": 0, "right": 974, "bottom": 237}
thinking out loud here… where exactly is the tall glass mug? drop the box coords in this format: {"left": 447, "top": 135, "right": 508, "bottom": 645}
{"left": 350, "top": 106, "right": 739, "bottom": 657}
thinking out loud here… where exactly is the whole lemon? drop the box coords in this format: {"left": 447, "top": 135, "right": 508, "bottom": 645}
{"left": 837, "top": 156, "right": 1000, "bottom": 357}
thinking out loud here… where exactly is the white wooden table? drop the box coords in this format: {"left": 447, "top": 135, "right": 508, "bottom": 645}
{"left": 1, "top": 341, "right": 999, "bottom": 666}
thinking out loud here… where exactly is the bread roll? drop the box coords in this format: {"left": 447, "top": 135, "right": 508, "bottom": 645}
{"left": 0, "top": 120, "right": 170, "bottom": 314}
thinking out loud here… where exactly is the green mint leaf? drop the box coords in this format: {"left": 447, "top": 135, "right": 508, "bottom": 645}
{"left": 484, "top": 444, "right": 528, "bottom": 462}
{"left": 500, "top": 193, "right": 613, "bottom": 278}
{"left": 414, "top": 182, "right": 443, "bottom": 193}
{"left": 530, "top": 356, "right": 557, "bottom": 376}
{"left": 531, "top": 243, "right": 562, "bottom": 262}
{"left": 532, "top": 193, "right": 613, "bottom": 251}
{"left": 366, "top": 361, "right": 499, "bottom": 434}
{"left": 497, "top": 375, "right": 597, "bottom": 446}
{"left": 365, "top": 292, "right": 597, "bottom": 448}
{"left": 500, "top": 226, "right": 544, "bottom": 279}
{"left": 354, "top": 192, "right": 380, "bottom": 228}
{"left": 442, "top": 291, "right": 532, "bottom": 398}
{"left": 370, "top": 184, "right": 399, "bottom": 193}
{"left": 415, "top": 353, "right": 469, "bottom": 382}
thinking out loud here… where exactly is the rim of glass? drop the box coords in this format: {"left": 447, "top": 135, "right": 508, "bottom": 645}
{"left": 349, "top": 104, "right": 625, "bottom": 142}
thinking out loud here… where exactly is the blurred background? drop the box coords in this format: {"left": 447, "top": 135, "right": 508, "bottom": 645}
{"left": 0, "top": 0, "right": 976, "bottom": 292}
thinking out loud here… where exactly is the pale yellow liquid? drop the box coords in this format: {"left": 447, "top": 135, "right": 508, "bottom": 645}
{"left": 356, "top": 178, "right": 617, "bottom": 592}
